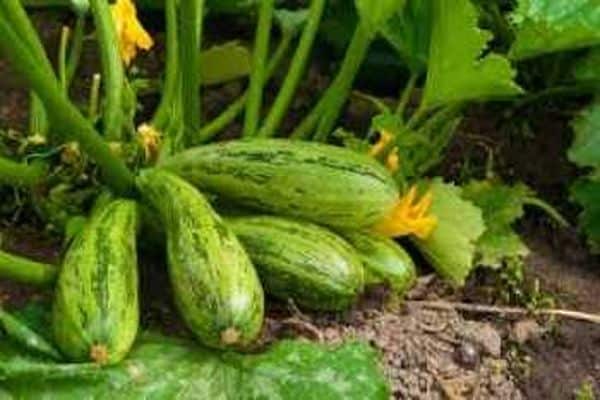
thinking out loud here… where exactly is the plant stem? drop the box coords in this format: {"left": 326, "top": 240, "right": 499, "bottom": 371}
{"left": 395, "top": 73, "right": 418, "bottom": 117}
{"left": 179, "top": 0, "right": 204, "bottom": 146}
{"left": 89, "top": 0, "right": 125, "bottom": 141}
{"left": 194, "top": 32, "right": 293, "bottom": 143}
{"left": 243, "top": 0, "right": 275, "bottom": 137}
{"left": 257, "top": 0, "right": 326, "bottom": 138}
{"left": 151, "top": 0, "right": 179, "bottom": 130}
{"left": 313, "top": 22, "right": 373, "bottom": 142}
{"left": 65, "top": 15, "right": 86, "bottom": 86}
{"left": 0, "top": 0, "right": 55, "bottom": 75}
{"left": 0, "top": 1, "right": 56, "bottom": 138}
{"left": 0, "top": 157, "right": 45, "bottom": 187}
{"left": 0, "top": 249, "right": 57, "bottom": 286}
{"left": 58, "top": 26, "right": 70, "bottom": 92}
{"left": 0, "top": 16, "right": 135, "bottom": 194}
{"left": 88, "top": 73, "right": 102, "bottom": 121}
{"left": 524, "top": 197, "right": 570, "bottom": 228}
{"left": 289, "top": 98, "right": 326, "bottom": 139}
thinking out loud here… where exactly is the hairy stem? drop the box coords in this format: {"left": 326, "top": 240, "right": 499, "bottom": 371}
{"left": 179, "top": 0, "right": 204, "bottom": 146}
{"left": 257, "top": 0, "right": 326, "bottom": 138}
{"left": 90, "top": 0, "right": 125, "bottom": 141}
{"left": 313, "top": 22, "right": 373, "bottom": 141}
{"left": 243, "top": 0, "right": 275, "bottom": 137}
{"left": 151, "top": 0, "right": 180, "bottom": 131}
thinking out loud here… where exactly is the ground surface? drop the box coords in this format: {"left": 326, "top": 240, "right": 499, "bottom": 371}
{"left": 0, "top": 9, "right": 599, "bottom": 400}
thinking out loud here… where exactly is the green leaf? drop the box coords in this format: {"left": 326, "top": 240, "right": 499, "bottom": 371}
{"left": 572, "top": 178, "right": 600, "bottom": 253}
{"left": 379, "top": 0, "right": 433, "bottom": 74}
{"left": 422, "top": 0, "right": 522, "bottom": 108}
{"left": 413, "top": 179, "right": 485, "bottom": 286}
{"left": 0, "top": 333, "right": 389, "bottom": 399}
{"left": 355, "top": 0, "right": 406, "bottom": 36}
{"left": 568, "top": 100, "right": 600, "bottom": 169}
{"left": 200, "top": 42, "right": 252, "bottom": 86}
{"left": 573, "top": 48, "right": 600, "bottom": 85}
{"left": 462, "top": 181, "right": 531, "bottom": 268}
{"left": 509, "top": 0, "right": 600, "bottom": 60}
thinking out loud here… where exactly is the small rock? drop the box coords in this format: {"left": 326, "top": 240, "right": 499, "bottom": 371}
{"left": 511, "top": 319, "right": 544, "bottom": 344}
{"left": 461, "top": 322, "right": 502, "bottom": 357}
{"left": 455, "top": 341, "right": 480, "bottom": 369}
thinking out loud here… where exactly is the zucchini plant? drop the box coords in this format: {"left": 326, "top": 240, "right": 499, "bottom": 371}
{"left": 0, "top": 0, "right": 586, "bottom": 380}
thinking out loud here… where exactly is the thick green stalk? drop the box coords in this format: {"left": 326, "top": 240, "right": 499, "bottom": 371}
{"left": 313, "top": 22, "right": 373, "bottom": 141}
{"left": 0, "top": 157, "right": 45, "bottom": 187}
{"left": 243, "top": 0, "right": 275, "bottom": 137}
{"left": 257, "top": 0, "right": 325, "bottom": 138}
{"left": 0, "top": 16, "right": 135, "bottom": 194}
{"left": 194, "top": 32, "right": 292, "bottom": 143}
{"left": 179, "top": 0, "right": 204, "bottom": 146}
{"left": 0, "top": 1, "right": 55, "bottom": 138}
{"left": 151, "top": 0, "right": 179, "bottom": 130}
{"left": 89, "top": 0, "right": 125, "bottom": 141}
{"left": 0, "top": 249, "right": 57, "bottom": 286}
{"left": 0, "top": 0, "right": 55, "bottom": 75}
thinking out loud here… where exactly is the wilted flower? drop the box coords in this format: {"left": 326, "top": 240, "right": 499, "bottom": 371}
{"left": 111, "top": 0, "right": 154, "bottom": 66}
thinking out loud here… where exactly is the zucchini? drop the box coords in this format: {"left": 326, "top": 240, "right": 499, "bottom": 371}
{"left": 227, "top": 215, "right": 364, "bottom": 311}
{"left": 343, "top": 232, "right": 416, "bottom": 296}
{"left": 137, "top": 169, "right": 264, "bottom": 349}
{"left": 52, "top": 199, "right": 139, "bottom": 365}
{"left": 160, "top": 139, "right": 399, "bottom": 229}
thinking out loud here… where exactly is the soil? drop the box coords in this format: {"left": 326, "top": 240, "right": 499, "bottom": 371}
{"left": 0, "top": 8, "right": 599, "bottom": 400}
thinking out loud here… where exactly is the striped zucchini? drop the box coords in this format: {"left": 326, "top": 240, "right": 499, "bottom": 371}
{"left": 227, "top": 216, "right": 364, "bottom": 311}
{"left": 52, "top": 199, "right": 139, "bottom": 365}
{"left": 160, "top": 139, "right": 399, "bottom": 229}
{"left": 343, "top": 232, "right": 416, "bottom": 296}
{"left": 137, "top": 169, "right": 264, "bottom": 349}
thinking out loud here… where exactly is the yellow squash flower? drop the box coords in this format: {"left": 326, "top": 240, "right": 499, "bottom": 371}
{"left": 111, "top": 0, "right": 154, "bottom": 66}
{"left": 137, "top": 123, "right": 162, "bottom": 162}
{"left": 373, "top": 185, "right": 437, "bottom": 239}
{"left": 370, "top": 130, "right": 399, "bottom": 173}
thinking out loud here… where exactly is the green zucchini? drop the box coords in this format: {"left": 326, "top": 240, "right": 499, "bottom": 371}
{"left": 227, "top": 215, "right": 364, "bottom": 311}
{"left": 160, "top": 139, "right": 399, "bottom": 229}
{"left": 343, "top": 232, "right": 416, "bottom": 296}
{"left": 137, "top": 169, "right": 264, "bottom": 349}
{"left": 52, "top": 199, "right": 139, "bottom": 365}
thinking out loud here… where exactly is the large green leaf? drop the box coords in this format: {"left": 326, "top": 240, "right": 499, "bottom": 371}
{"left": 413, "top": 179, "right": 485, "bottom": 286}
{"left": 354, "top": 0, "right": 406, "bottom": 36}
{"left": 568, "top": 100, "right": 600, "bottom": 169}
{"left": 422, "top": 0, "right": 522, "bottom": 108}
{"left": 379, "top": 0, "right": 433, "bottom": 74}
{"left": 571, "top": 179, "right": 600, "bottom": 253}
{"left": 0, "top": 333, "right": 389, "bottom": 399}
{"left": 509, "top": 0, "right": 600, "bottom": 60}
{"left": 568, "top": 100, "right": 600, "bottom": 252}
{"left": 462, "top": 181, "right": 531, "bottom": 268}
